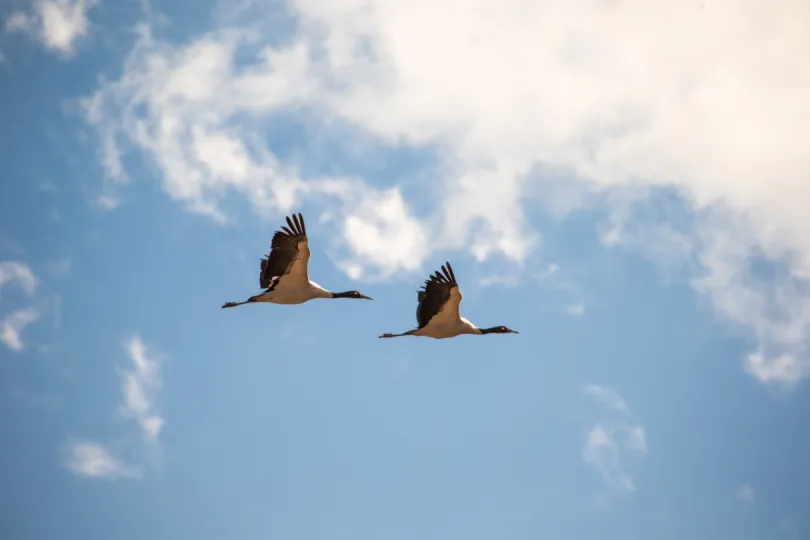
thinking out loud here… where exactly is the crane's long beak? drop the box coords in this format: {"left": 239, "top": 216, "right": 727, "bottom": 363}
{"left": 508, "top": 329, "right": 519, "bottom": 334}
{"left": 359, "top": 294, "right": 373, "bottom": 300}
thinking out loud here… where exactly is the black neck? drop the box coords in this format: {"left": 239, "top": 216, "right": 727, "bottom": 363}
{"left": 480, "top": 326, "right": 504, "bottom": 334}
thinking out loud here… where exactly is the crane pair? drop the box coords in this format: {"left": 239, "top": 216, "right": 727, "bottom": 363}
{"left": 221, "top": 213, "right": 519, "bottom": 339}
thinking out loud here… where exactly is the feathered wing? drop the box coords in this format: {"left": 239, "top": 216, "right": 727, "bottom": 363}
{"left": 416, "top": 262, "right": 461, "bottom": 328}
{"left": 259, "top": 213, "right": 310, "bottom": 289}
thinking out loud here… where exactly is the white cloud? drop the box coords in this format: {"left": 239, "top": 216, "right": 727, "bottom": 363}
{"left": 4, "top": 12, "right": 30, "bottom": 33}
{"left": 0, "top": 262, "right": 39, "bottom": 351}
{"left": 583, "top": 423, "right": 646, "bottom": 493}
{"left": 538, "top": 264, "right": 559, "bottom": 280}
{"left": 119, "top": 337, "right": 164, "bottom": 441}
{"left": 61, "top": 336, "right": 165, "bottom": 479}
{"left": 336, "top": 187, "right": 429, "bottom": 280}
{"left": 583, "top": 384, "right": 630, "bottom": 415}
{"left": 566, "top": 303, "right": 585, "bottom": 317}
{"left": 61, "top": 439, "right": 139, "bottom": 479}
{"left": 5, "top": 0, "right": 97, "bottom": 57}
{"left": 0, "top": 261, "right": 36, "bottom": 297}
{"left": 80, "top": 25, "right": 425, "bottom": 277}
{"left": 97, "top": 194, "right": 120, "bottom": 210}
{"left": 1, "top": 308, "right": 40, "bottom": 352}
{"left": 735, "top": 484, "right": 755, "bottom": 503}
{"left": 83, "top": 0, "right": 810, "bottom": 384}
{"left": 583, "top": 384, "right": 645, "bottom": 493}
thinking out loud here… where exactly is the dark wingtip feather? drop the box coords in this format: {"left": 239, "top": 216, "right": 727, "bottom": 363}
{"left": 298, "top": 212, "right": 306, "bottom": 236}
{"left": 441, "top": 264, "right": 451, "bottom": 282}
{"left": 446, "top": 262, "right": 457, "bottom": 283}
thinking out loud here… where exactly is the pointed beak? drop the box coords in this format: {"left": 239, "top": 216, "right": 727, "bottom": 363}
{"left": 359, "top": 294, "right": 373, "bottom": 300}
{"left": 509, "top": 329, "right": 519, "bottom": 334}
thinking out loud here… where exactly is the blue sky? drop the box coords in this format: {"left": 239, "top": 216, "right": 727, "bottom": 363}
{"left": 1, "top": 0, "right": 810, "bottom": 539}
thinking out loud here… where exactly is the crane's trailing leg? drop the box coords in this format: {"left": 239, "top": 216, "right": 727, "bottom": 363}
{"left": 378, "top": 330, "right": 416, "bottom": 338}
{"left": 221, "top": 295, "right": 262, "bottom": 309}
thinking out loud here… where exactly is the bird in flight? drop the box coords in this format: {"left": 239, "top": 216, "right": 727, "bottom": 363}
{"left": 379, "top": 261, "right": 518, "bottom": 339}
{"left": 221, "top": 212, "right": 373, "bottom": 308}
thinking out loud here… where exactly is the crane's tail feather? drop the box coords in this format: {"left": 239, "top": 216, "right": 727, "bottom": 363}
{"left": 379, "top": 330, "right": 416, "bottom": 338}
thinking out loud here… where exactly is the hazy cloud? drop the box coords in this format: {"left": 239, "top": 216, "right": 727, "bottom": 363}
{"left": 5, "top": 0, "right": 98, "bottom": 57}
{"left": 735, "top": 484, "right": 755, "bottom": 503}
{"left": 61, "top": 439, "right": 140, "bottom": 479}
{"left": 583, "top": 384, "right": 646, "bottom": 493}
{"left": 1, "top": 308, "right": 40, "bottom": 352}
{"left": 119, "top": 337, "right": 164, "bottom": 441}
{"left": 0, "top": 261, "right": 36, "bottom": 297}
{"left": 566, "top": 303, "right": 585, "bottom": 317}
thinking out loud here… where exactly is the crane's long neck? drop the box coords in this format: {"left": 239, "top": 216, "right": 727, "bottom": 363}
{"left": 479, "top": 326, "right": 501, "bottom": 334}
{"left": 306, "top": 281, "right": 334, "bottom": 299}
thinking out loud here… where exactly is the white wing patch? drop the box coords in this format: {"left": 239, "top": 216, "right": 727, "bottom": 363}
{"left": 288, "top": 239, "right": 310, "bottom": 279}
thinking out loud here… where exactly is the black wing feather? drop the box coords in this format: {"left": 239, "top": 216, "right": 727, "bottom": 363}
{"left": 259, "top": 212, "right": 308, "bottom": 289}
{"left": 415, "top": 261, "right": 459, "bottom": 328}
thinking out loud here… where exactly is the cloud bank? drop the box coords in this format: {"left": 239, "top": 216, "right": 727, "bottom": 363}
{"left": 81, "top": 0, "right": 810, "bottom": 384}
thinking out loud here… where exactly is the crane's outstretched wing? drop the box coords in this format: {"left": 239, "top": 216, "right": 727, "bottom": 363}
{"left": 259, "top": 213, "right": 310, "bottom": 289}
{"left": 416, "top": 262, "right": 462, "bottom": 328}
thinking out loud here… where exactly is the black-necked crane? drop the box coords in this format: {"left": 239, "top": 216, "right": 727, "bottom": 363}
{"left": 379, "top": 261, "right": 518, "bottom": 339}
{"left": 221, "top": 213, "right": 372, "bottom": 308}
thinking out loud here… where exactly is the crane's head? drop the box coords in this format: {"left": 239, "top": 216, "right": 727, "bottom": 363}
{"left": 332, "top": 290, "right": 373, "bottom": 300}
{"left": 480, "top": 325, "right": 519, "bottom": 335}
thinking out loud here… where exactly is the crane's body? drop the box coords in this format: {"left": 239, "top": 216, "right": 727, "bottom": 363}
{"left": 221, "top": 213, "right": 372, "bottom": 309}
{"left": 379, "top": 262, "right": 518, "bottom": 339}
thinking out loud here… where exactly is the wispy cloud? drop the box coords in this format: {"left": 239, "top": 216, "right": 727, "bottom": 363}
{"left": 583, "top": 384, "right": 630, "bottom": 416}
{"left": 477, "top": 274, "right": 520, "bottom": 288}
{"left": 566, "top": 303, "right": 585, "bottom": 317}
{"left": 0, "top": 262, "right": 39, "bottom": 352}
{"left": 582, "top": 384, "right": 646, "bottom": 493}
{"left": 119, "top": 337, "right": 164, "bottom": 441}
{"left": 61, "top": 439, "right": 139, "bottom": 480}
{"left": 735, "top": 484, "right": 755, "bottom": 503}
{"left": 82, "top": 0, "right": 810, "bottom": 383}
{"left": 5, "top": 0, "right": 98, "bottom": 57}
{"left": 0, "top": 261, "right": 36, "bottom": 296}
{"left": 536, "top": 264, "right": 559, "bottom": 280}
{"left": 780, "top": 518, "right": 801, "bottom": 539}
{"left": 97, "top": 195, "right": 120, "bottom": 210}
{"left": 62, "top": 335, "right": 165, "bottom": 479}
{"left": 1, "top": 308, "right": 40, "bottom": 352}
